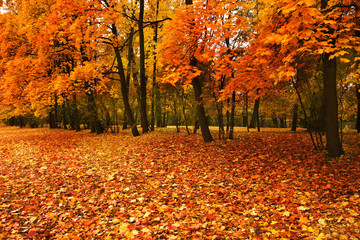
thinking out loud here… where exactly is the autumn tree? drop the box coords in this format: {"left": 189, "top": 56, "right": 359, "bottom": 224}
{"left": 242, "top": 0, "right": 360, "bottom": 157}
{"left": 0, "top": 0, "right": 52, "bottom": 123}
{"left": 158, "top": 0, "right": 252, "bottom": 142}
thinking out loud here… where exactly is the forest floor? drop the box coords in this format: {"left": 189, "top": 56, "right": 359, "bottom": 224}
{"left": 0, "top": 126, "right": 359, "bottom": 239}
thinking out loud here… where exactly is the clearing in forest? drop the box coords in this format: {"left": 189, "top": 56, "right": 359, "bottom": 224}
{"left": 0, "top": 127, "right": 359, "bottom": 239}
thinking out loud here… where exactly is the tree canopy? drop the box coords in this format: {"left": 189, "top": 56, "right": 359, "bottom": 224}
{"left": 0, "top": 0, "right": 359, "bottom": 156}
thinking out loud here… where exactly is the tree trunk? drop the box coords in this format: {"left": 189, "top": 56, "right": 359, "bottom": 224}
{"left": 280, "top": 117, "right": 286, "bottom": 128}
{"left": 62, "top": 102, "right": 67, "bottom": 129}
{"left": 162, "top": 112, "right": 167, "bottom": 127}
{"left": 54, "top": 95, "right": 59, "bottom": 128}
{"left": 73, "top": 93, "right": 81, "bottom": 131}
{"left": 291, "top": 103, "right": 298, "bottom": 131}
{"left": 123, "top": 28, "right": 135, "bottom": 130}
{"left": 139, "top": 0, "right": 149, "bottom": 133}
{"left": 191, "top": 75, "right": 213, "bottom": 142}
{"left": 174, "top": 98, "right": 180, "bottom": 133}
{"left": 257, "top": 105, "right": 261, "bottom": 132}
{"left": 322, "top": 53, "right": 343, "bottom": 156}
{"left": 249, "top": 97, "right": 260, "bottom": 128}
{"left": 321, "top": 0, "right": 343, "bottom": 157}
{"left": 229, "top": 91, "right": 235, "bottom": 139}
{"left": 113, "top": 45, "right": 140, "bottom": 136}
{"left": 150, "top": 0, "right": 160, "bottom": 132}
{"left": 226, "top": 99, "right": 230, "bottom": 133}
{"left": 242, "top": 115, "right": 247, "bottom": 127}
{"left": 193, "top": 111, "right": 199, "bottom": 134}
{"left": 356, "top": 84, "right": 360, "bottom": 133}
{"left": 87, "top": 92, "right": 104, "bottom": 134}
{"left": 49, "top": 111, "right": 56, "bottom": 129}
{"left": 182, "top": 96, "right": 191, "bottom": 135}
{"left": 217, "top": 102, "right": 224, "bottom": 139}
{"left": 111, "top": 25, "right": 140, "bottom": 137}
{"left": 271, "top": 112, "right": 278, "bottom": 128}
{"left": 68, "top": 102, "right": 75, "bottom": 130}
{"left": 156, "top": 91, "right": 162, "bottom": 127}
{"left": 185, "top": 0, "right": 212, "bottom": 142}
{"left": 292, "top": 74, "right": 318, "bottom": 150}
{"left": 245, "top": 92, "right": 249, "bottom": 132}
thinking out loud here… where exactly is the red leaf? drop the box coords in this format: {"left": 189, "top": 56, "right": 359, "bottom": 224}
{"left": 205, "top": 213, "right": 215, "bottom": 221}
{"left": 27, "top": 229, "right": 38, "bottom": 239}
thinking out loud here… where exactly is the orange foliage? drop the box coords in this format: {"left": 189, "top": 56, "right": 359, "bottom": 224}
{"left": 0, "top": 127, "right": 359, "bottom": 238}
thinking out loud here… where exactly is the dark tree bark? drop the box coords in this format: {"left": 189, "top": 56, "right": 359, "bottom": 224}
{"left": 226, "top": 99, "right": 230, "bottom": 133}
{"left": 151, "top": 0, "right": 160, "bottom": 131}
{"left": 242, "top": 115, "right": 247, "bottom": 127}
{"left": 123, "top": 28, "right": 135, "bottom": 130}
{"left": 173, "top": 98, "right": 180, "bottom": 133}
{"left": 157, "top": 92, "right": 165, "bottom": 127}
{"left": 217, "top": 103, "right": 224, "bottom": 139}
{"left": 186, "top": 0, "right": 213, "bottom": 142}
{"left": 54, "top": 95, "right": 59, "bottom": 128}
{"left": 192, "top": 75, "right": 214, "bottom": 142}
{"left": 292, "top": 74, "right": 318, "bottom": 150}
{"left": 245, "top": 91, "right": 249, "bottom": 132}
{"left": 249, "top": 97, "right": 260, "bottom": 128}
{"left": 214, "top": 77, "right": 225, "bottom": 139}
{"left": 68, "top": 101, "right": 75, "bottom": 130}
{"left": 193, "top": 111, "right": 199, "bottom": 134}
{"left": 49, "top": 111, "right": 56, "bottom": 129}
{"left": 111, "top": 25, "right": 140, "bottom": 137}
{"left": 87, "top": 91, "right": 104, "bottom": 134}
{"left": 322, "top": 54, "right": 343, "bottom": 156}
{"left": 100, "top": 98, "right": 112, "bottom": 132}
{"left": 156, "top": 91, "right": 162, "bottom": 127}
{"left": 321, "top": 0, "right": 343, "bottom": 157}
{"left": 139, "top": 0, "right": 149, "bottom": 133}
{"left": 271, "top": 112, "right": 278, "bottom": 128}
{"left": 62, "top": 102, "right": 67, "bottom": 129}
{"left": 356, "top": 84, "right": 360, "bottom": 133}
{"left": 181, "top": 94, "right": 191, "bottom": 135}
{"left": 257, "top": 107, "right": 261, "bottom": 132}
{"left": 228, "top": 91, "right": 235, "bottom": 139}
{"left": 291, "top": 103, "right": 298, "bottom": 131}
{"left": 280, "top": 117, "right": 287, "bottom": 128}
{"left": 49, "top": 96, "right": 59, "bottom": 129}
{"left": 19, "top": 116, "right": 25, "bottom": 128}
{"left": 73, "top": 93, "right": 81, "bottom": 131}
{"left": 162, "top": 112, "right": 167, "bottom": 127}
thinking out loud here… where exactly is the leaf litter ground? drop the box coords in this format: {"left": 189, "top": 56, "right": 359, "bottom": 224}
{"left": 0, "top": 127, "right": 359, "bottom": 239}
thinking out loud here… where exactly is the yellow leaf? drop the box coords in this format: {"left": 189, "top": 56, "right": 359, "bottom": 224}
{"left": 346, "top": 217, "right": 355, "bottom": 224}
{"left": 111, "top": 193, "right": 118, "bottom": 199}
{"left": 318, "top": 218, "right": 326, "bottom": 226}
{"left": 299, "top": 216, "right": 309, "bottom": 224}
{"left": 316, "top": 233, "right": 326, "bottom": 239}
{"left": 308, "top": 226, "right": 315, "bottom": 232}
{"left": 340, "top": 58, "right": 351, "bottom": 63}
{"left": 118, "top": 223, "right": 129, "bottom": 234}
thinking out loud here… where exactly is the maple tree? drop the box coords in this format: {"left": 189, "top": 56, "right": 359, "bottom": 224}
{"left": 1, "top": 1, "right": 360, "bottom": 238}
{"left": 158, "top": 0, "right": 253, "bottom": 142}
{"left": 0, "top": 0, "right": 359, "bottom": 157}
{"left": 241, "top": 0, "right": 360, "bottom": 156}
